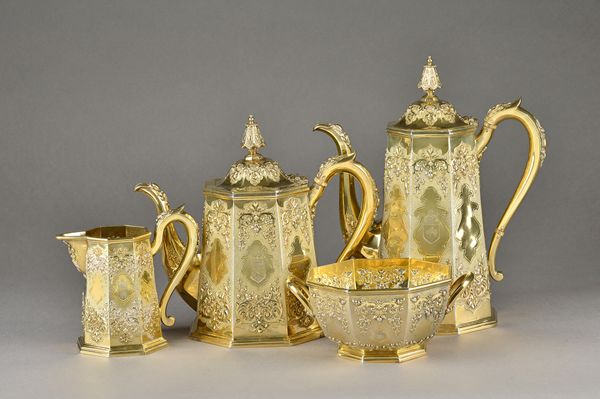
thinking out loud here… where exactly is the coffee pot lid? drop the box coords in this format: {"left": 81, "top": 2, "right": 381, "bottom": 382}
{"left": 387, "top": 57, "right": 477, "bottom": 133}
{"left": 208, "top": 115, "right": 308, "bottom": 195}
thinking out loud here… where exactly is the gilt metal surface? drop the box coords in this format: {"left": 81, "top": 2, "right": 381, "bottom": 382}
{"left": 56, "top": 209, "right": 199, "bottom": 357}
{"left": 137, "top": 115, "right": 378, "bottom": 347}
{"left": 288, "top": 258, "right": 473, "bottom": 362}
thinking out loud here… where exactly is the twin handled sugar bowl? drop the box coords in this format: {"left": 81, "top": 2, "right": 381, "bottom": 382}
{"left": 56, "top": 208, "right": 198, "bottom": 356}
{"left": 317, "top": 57, "right": 546, "bottom": 334}
{"left": 288, "top": 258, "right": 473, "bottom": 362}
{"left": 136, "top": 115, "right": 378, "bottom": 347}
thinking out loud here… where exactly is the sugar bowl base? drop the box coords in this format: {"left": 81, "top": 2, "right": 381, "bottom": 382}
{"left": 337, "top": 343, "right": 427, "bottom": 363}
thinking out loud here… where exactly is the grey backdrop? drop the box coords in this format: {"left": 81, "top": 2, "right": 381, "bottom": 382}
{"left": 1, "top": 1, "right": 598, "bottom": 398}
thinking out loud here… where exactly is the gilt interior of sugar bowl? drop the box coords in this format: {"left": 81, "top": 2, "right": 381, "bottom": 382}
{"left": 308, "top": 258, "right": 452, "bottom": 290}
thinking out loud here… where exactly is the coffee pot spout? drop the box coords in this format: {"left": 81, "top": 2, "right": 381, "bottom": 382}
{"left": 56, "top": 232, "right": 88, "bottom": 274}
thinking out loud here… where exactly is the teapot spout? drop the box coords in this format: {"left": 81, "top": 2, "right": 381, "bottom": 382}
{"left": 56, "top": 232, "right": 88, "bottom": 274}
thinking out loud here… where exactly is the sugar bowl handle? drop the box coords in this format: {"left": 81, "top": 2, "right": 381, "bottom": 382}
{"left": 287, "top": 276, "right": 313, "bottom": 316}
{"left": 308, "top": 154, "right": 379, "bottom": 262}
{"left": 446, "top": 272, "right": 474, "bottom": 313}
{"left": 151, "top": 206, "right": 199, "bottom": 326}
{"left": 475, "top": 99, "right": 546, "bottom": 282}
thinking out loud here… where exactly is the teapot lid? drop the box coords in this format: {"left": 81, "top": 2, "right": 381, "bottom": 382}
{"left": 205, "top": 115, "right": 308, "bottom": 197}
{"left": 387, "top": 57, "right": 477, "bottom": 134}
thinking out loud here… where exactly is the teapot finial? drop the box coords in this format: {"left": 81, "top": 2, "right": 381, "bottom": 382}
{"left": 418, "top": 56, "right": 442, "bottom": 97}
{"left": 242, "top": 114, "right": 265, "bottom": 161}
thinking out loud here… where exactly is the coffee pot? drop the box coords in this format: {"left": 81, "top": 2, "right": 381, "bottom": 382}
{"left": 56, "top": 208, "right": 198, "bottom": 356}
{"left": 136, "top": 115, "right": 377, "bottom": 347}
{"left": 316, "top": 57, "right": 546, "bottom": 334}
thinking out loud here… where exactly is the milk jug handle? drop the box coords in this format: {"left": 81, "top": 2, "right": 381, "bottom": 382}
{"left": 475, "top": 99, "right": 546, "bottom": 281}
{"left": 151, "top": 206, "right": 199, "bottom": 326}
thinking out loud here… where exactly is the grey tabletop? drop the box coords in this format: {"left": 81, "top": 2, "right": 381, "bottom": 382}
{"left": 3, "top": 284, "right": 599, "bottom": 398}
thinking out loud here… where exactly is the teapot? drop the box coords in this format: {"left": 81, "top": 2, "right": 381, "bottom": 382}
{"left": 135, "top": 115, "right": 378, "bottom": 347}
{"left": 315, "top": 57, "right": 546, "bottom": 334}
{"left": 56, "top": 208, "right": 198, "bottom": 356}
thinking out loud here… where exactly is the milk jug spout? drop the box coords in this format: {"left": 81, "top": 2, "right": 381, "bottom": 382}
{"left": 56, "top": 232, "right": 88, "bottom": 274}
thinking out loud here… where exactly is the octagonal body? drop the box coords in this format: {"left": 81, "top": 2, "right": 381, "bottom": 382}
{"left": 190, "top": 182, "right": 322, "bottom": 347}
{"left": 306, "top": 258, "right": 452, "bottom": 362}
{"left": 382, "top": 127, "right": 496, "bottom": 334}
{"left": 77, "top": 226, "right": 166, "bottom": 357}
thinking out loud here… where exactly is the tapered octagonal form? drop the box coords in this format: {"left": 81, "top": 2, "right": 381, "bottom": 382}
{"left": 305, "top": 258, "right": 454, "bottom": 362}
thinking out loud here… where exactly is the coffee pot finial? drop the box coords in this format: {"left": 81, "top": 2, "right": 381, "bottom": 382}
{"left": 418, "top": 56, "right": 442, "bottom": 97}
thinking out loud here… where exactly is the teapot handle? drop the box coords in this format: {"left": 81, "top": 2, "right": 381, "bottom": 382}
{"left": 446, "top": 273, "right": 474, "bottom": 313}
{"left": 313, "top": 124, "right": 382, "bottom": 259}
{"left": 287, "top": 276, "right": 313, "bottom": 316}
{"left": 151, "top": 206, "right": 199, "bottom": 326}
{"left": 308, "top": 154, "right": 379, "bottom": 262}
{"left": 475, "top": 99, "right": 546, "bottom": 281}
{"left": 312, "top": 124, "right": 361, "bottom": 243}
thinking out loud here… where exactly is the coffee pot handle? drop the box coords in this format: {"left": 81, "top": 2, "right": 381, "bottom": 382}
{"left": 308, "top": 154, "right": 379, "bottom": 262}
{"left": 475, "top": 99, "right": 547, "bottom": 281}
{"left": 151, "top": 206, "right": 199, "bottom": 326}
